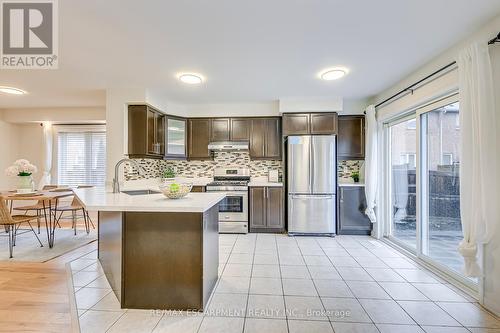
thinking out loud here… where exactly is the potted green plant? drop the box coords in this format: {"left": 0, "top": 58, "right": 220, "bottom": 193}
{"left": 163, "top": 166, "right": 176, "bottom": 182}
{"left": 351, "top": 171, "right": 360, "bottom": 183}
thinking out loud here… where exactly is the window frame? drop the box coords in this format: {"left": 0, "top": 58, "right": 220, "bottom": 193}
{"left": 52, "top": 124, "right": 106, "bottom": 187}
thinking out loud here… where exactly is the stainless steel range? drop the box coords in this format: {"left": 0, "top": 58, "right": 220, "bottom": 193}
{"left": 206, "top": 168, "right": 250, "bottom": 234}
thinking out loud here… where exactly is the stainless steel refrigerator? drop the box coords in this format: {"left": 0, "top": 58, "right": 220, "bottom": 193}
{"left": 287, "top": 135, "right": 337, "bottom": 235}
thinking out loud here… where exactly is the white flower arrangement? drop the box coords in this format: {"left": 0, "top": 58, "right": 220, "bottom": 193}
{"left": 5, "top": 159, "right": 38, "bottom": 177}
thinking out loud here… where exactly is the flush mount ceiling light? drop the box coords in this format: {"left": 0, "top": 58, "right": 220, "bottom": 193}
{"left": 320, "top": 68, "right": 348, "bottom": 81}
{"left": 0, "top": 86, "right": 27, "bottom": 95}
{"left": 178, "top": 73, "right": 203, "bottom": 84}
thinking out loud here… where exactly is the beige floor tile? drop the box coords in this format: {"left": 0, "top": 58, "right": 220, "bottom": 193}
{"left": 365, "top": 268, "right": 406, "bottom": 282}
{"left": 314, "top": 279, "right": 354, "bottom": 298}
{"left": 281, "top": 265, "right": 311, "bottom": 279}
{"left": 282, "top": 278, "right": 318, "bottom": 296}
{"left": 279, "top": 255, "right": 306, "bottom": 265}
{"left": 247, "top": 294, "right": 286, "bottom": 319}
{"left": 253, "top": 254, "right": 279, "bottom": 265}
{"left": 395, "top": 269, "right": 439, "bottom": 283}
{"left": 422, "top": 326, "right": 469, "bottom": 333}
{"left": 243, "top": 318, "right": 288, "bottom": 333}
{"left": 379, "top": 282, "right": 429, "bottom": 301}
{"left": 398, "top": 301, "right": 460, "bottom": 326}
{"left": 249, "top": 277, "right": 283, "bottom": 295}
{"left": 198, "top": 316, "right": 244, "bottom": 333}
{"left": 72, "top": 270, "right": 104, "bottom": 287}
{"left": 215, "top": 276, "right": 250, "bottom": 294}
{"left": 308, "top": 265, "right": 342, "bottom": 280}
{"left": 284, "top": 296, "right": 327, "bottom": 321}
{"left": 252, "top": 264, "right": 280, "bottom": 278}
{"left": 86, "top": 275, "right": 112, "bottom": 289}
{"left": 437, "top": 302, "right": 500, "bottom": 328}
{"left": 206, "top": 293, "right": 247, "bottom": 317}
{"left": 336, "top": 267, "right": 374, "bottom": 281}
{"left": 359, "top": 299, "right": 415, "bottom": 324}
{"left": 322, "top": 297, "right": 372, "bottom": 323}
{"left": 346, "top": 281, "right": 391, "bottom": 299}
{"left": 153, "top": 315, "right": 203, "bottom": 333}
{"left": 91, "top": 292, "right": 124, "bottom": 312}
{"left": 288, "top": 320, "right": 334, "bottom": 333}
{"left": 79, "top": 310, "right": 124, "bottom": 333}
{"left": 377, "top": 324, "right": 425, "bottom": 332}
{"left": 303, "top": 255, "right": 332, "bottom": 266}
{"left": 75, "top": 287, "right": 111, "bottom": 310}
{"left": 331, "top": 322, "right": 379, "bottom": 333}
{"left": 222, "top": 263, "right": 253, "bottom": 277}
{"left": 413, "top": 283, "right": 469, "bottom": 302}
{"left": 107, "top": 310, "right": 162, "bottom": 333}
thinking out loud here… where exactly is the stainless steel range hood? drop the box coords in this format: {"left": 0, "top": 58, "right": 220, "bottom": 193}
{"left": 208, "top": 141, "right": 249, "bottom": 151}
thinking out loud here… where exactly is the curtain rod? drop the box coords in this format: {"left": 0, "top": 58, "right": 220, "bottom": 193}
{"left": 373, "top": 31, "right": 500, "bottom": 110}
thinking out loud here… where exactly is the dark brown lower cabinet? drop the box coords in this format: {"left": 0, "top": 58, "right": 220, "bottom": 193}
{"left": 338, "top": 186, "right": 372, "bottom": 235}
{"left": 98, "top": 206, "right": 219, "bottom": 310}
{"left": 250, "top": 186, "right": 284, "bottom": 233}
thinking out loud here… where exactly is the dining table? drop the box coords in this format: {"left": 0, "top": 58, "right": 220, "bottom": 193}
{"left": 1, "top": 189, "right": 75, "bottom": 248}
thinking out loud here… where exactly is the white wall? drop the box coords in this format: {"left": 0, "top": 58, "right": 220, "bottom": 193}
{"left": 0, "top": 107, "right": 105, "bottom": 123}
{"left": 0, "top": 122, "right": 44, "bottom": 189}
{"left": 373, "top": 13, "right": 500, "bottom": 315}
{"left": 0, "top": 117, "right": 20, "bottom": 189}
{"left": 105, "top": 88, "right": 147, "bottom": 185}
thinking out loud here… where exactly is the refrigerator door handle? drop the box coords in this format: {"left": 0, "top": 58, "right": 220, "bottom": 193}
{"left": 291, "top": 194, "right": 334, "bottom": 199}
{"left": 310, "top": 138, "right": 314, "bottom": 192}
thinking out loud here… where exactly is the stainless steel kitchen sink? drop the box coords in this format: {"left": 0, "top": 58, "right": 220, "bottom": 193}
{"left": 121, "top": 189, "right": 160, "bottom": 196}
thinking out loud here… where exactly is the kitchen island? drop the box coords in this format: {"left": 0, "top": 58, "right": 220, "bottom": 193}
{"left": 73, "top": 187, "right": 225, "bottom": 311}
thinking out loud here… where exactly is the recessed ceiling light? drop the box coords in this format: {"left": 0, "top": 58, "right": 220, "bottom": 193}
{"left": 320, "top": 68, "right": 348, "bottom": 81}
{"left": 178, "top": 73, "right": 203, "bottom": 84}
{"left": 0, "top": 86, "right": 27, "bottom": 95}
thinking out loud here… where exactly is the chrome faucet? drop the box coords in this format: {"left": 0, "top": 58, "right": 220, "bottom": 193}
{"left": 112, "top": 158, "right": 145, "bottom": 193}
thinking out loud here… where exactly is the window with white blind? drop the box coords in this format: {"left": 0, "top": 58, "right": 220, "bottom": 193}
{"left": 55, "top": 125, "right": 106, "bottom": 187}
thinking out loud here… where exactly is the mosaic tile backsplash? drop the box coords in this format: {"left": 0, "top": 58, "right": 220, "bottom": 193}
{"left": 124, "top": 151, "right": 283, "bottom": 180}
{"left": 338, "top": 160, "right": 363, "bottom": 178}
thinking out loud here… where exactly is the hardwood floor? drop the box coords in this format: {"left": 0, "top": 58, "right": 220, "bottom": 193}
{"left": 0, "top": 214, "right": 98, "bottom": 333}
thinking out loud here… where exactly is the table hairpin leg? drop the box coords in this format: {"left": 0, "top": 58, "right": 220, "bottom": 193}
{"left": 42, "top": 200, "right": 50, "bottom": 246}
{"left": 42, "top": 199, "right": 57, "bottom": 248}
{"left": 49, "top": 199, "right": 58, "bottom": 247}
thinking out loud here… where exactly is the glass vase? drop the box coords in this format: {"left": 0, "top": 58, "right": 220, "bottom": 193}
{"left": 17, "top": 175, "right": 34, "bottom": 193}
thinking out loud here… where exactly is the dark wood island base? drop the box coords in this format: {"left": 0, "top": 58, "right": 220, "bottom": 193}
{"left": 98, "top": 205, "right": 219, "bottom": 311}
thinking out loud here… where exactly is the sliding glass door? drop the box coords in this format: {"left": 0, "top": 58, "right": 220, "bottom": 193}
{"left": 384, "top": 95, "right": 473, "bottom": 285}
{"left": 420, "top": 102, "right": 464, "bottom": 274}
{"left": 387, "top": 116, "right": 417, "bottom": 250}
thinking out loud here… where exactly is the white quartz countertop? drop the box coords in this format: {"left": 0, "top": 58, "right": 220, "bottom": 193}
{"left": 248, "top": 181, "right": 283, "bottom": 187}
{"left": 73, "top": 187, "right": 225, "bottom": 213}
{"left": 338, "top": 182, "right": 365, "bottom": 187}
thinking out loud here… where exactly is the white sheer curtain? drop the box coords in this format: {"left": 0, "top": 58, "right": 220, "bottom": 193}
{"left": 457, "top": 42, "right": 498, "bottom": 277}
{"left": 364, "top": 105, "right": 378, "bottom": 223}
{"left": 38, "top": 122, "right": 53, "bottom": 189}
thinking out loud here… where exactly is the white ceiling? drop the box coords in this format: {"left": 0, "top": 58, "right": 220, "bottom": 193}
{"left": 1, "top": 0, "right": 500, "bottom": 108}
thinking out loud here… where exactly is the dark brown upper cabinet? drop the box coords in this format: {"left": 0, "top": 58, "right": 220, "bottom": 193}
{"left": 282, "top": 112, "right": 338, "bottom": 136}
{"left": 210, "top": 118, "right": 231, "bottom": 142}
{"left": 282, "top": 113, "right": 310, "bottom": 135}
{"left": 249, "top": 186, "right": 284, "bottom": 233}
{"left": 128, "top": 105, "right": 165, "bottom": 159}
{"left": 338, "top": 115, "right": 365, "bottom": 160}
{"left": 165, "top": 116, "right": 187, "bottom": 159}
{"left": 250, "top": 118, "right": 282, "bottom": 160}
{"left": 310, "top": 113, "right": 338, "bottom": 134}
{"left": 188, "top": 118, "right": 212, "bottom": 160}
{"left": 230, "top": 118, "right": 250, "bottom": 141}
